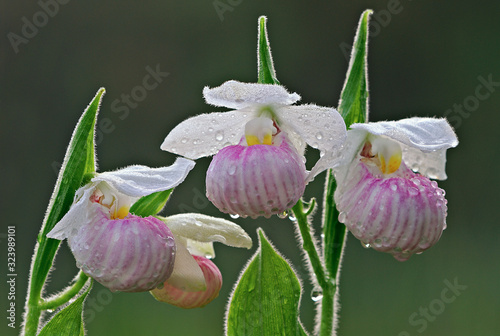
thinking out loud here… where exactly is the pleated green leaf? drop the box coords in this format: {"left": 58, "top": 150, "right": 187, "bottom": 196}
{"left": 257, "top": 16, "right": 280, "bottom": 85}
{"left": 38, "top": 281, "right": 93, "bottom": 336}
{"left": 226, "top": 229, "right": 308, "bottom": 336}
{"left": 338, "top": 10, "right": 372, "bottom": 128}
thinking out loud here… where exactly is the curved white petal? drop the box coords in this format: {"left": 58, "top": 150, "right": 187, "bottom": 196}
{"left": 165, "top": 213, "right": 252, "bottom": 249}
{"left": 167, "top": 240, "right": 206, "bottom": 292}
{"left": 93, "top": 157, "right": 195, "bottom": 197}
{"left": 160, "top": 109, "right": 256, "bottom": 159}
{"left": 203, "top": 80, "right": 300, "bottom": 109}
{"left": 351, "top": 118, "right": 458, "bottom": 179}
{"left": 278, "top": 105, "right": 347, "bottom": 182}
{"left": 46, "top": 184, "right": 96, "bottom": 240}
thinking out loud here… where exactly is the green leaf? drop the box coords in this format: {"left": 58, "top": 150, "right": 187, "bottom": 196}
{"left": 226, "top": 229, "right": 308, "bottom": 336}
{"left": 257, "top": 16, "right": 280, "bottom": 85}
{"left": 323, "top": 10, "right": 372, "bottom": 278}
{"left": 338, "top": 10, "right": 372, "bottom": 128}
{"left": 24, "top": 89, "right": 104, "bottom": 336}
{"left": 38, "top": 280, "right": 93, "bottom": 336}
{"left": 129, "top": 189, "right": 173, "bottom": 217}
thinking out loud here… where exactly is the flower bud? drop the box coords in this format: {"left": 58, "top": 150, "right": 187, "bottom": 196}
{"left": 335, "top": 161, "right": 447, "bottom": 261}
{"left": 151, "top": 255, "right": 222, "bottom": 309}
{"left": 206, "top": 134, "right": 307, "bottom": 218}
{"left": 68, "top": 208, "right": 176, "bottom": 292}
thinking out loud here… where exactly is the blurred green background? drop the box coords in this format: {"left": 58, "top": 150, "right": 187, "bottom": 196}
{"left": 2, "top": 0, "right": 499, "bottom": 335}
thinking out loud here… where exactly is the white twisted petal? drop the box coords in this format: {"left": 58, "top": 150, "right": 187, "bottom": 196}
{"left": 94, "top": 157, "right": 195, "bottom": 197}
{"left": 350, "top": 117, "right": 458, "bottom": 179}
{"left": 166, "top": 240, "right": 207, "bottom": 292}
{"left": 160, "top": 109, "right": 256, "bottom": 159}
{"left": 203, "top": 80, "right": 300, "bottom": 109}
{"left": 277, "top": 105, "right": 347, "bottom": 182}
{"left": 165, "top": 213, "right": 252, "bottom": 249}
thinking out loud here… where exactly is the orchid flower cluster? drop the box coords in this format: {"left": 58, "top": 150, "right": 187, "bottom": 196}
{"left": 23, "top": 12, "right": 458, "bottom": 336}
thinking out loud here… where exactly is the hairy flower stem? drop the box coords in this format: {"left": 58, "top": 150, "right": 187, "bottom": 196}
{"left": 41, "top": 271, "right": 89, "bottom": 310}
{"left": 292, "top": 200, "right": 336, "bottom": 336}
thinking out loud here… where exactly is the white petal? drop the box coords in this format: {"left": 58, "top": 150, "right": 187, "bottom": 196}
{"left": 203, "top": 80, "right": 300, "bottom": 109}
{"left": 46, "top": 184, "right": 96, "bottom": 240}
{"left": 278, "top": 105, "right": 347, "bottom": 182}
{"left": 165, "top": 213, "right": 252, "bottom": 249}
{"left": 167, "top": 240, "right": 206, "bottom": 292}
{"left": 92, "top": 157, "right": 195, "bottom": 197}
{"left": 185, "top": 240, "right": 216, "bottom": 259}
{"left": 160, "top": 109, "right": 256, "bottom": 159}
{"left": 351, "top": 118, "right": 458, "bottom": 179}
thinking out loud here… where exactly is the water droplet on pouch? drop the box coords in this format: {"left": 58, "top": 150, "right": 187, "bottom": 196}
{"left": 230, "top": 214, "right": 239, "bottom": 219}
{"left": 361, "top": 241, "right": 371, "bottom": 249}
{"left": 277, "top": 211, "right": 288, "bottom": 219}
{"left": 338, "top": 212, "right": 347, "bottom": 223}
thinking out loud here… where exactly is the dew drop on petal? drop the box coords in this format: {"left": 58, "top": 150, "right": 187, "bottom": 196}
{"left": 390, "top": 184, "right": 397, "bottom": 191}
{"left": 181, "top": 138, "right": 188, "bottom": 144}
{"left": 228, "top": 165, "right": 237, "bottom": 175}
{"left": 215, "top": 131, "right": 224, "bottom": 141}
{"left": 315, "top": 132, "right": 323, "bottom": 140}
{"left": 230, "top": 214, "right": 239, "bottom": 219}
{"left": 338, "top": 211, "right": 347, "bottom": 223}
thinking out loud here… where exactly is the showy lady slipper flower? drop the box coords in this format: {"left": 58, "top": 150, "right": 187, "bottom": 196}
{"left": 333, "top": 118, "right": 458, "bottom": 261}
{"left": 151, "top": 213, "right": 252, "bottom": 308}
{"left": 47, "top": 158, "right": 195, "bottom": 292}
{"left": 161, "top": 80, "right": 346, "bottom": 218}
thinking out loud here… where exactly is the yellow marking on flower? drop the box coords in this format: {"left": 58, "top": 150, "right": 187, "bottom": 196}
{"left": 378, "top": 152, "right": 402, "bottom": 174}
{"left": 244, "top": 117, "right": 276, "bottom": 146}
{"left": 369, "top": 135, "right": 403, "bottom": 175}
{"left": 113, "top": 206, "right": 130, "bottom": 220}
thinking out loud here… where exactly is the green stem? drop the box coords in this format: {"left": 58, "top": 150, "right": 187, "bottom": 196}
{"left": 24, "top": 239, "right": 61, "bottom": 336}
{"left": 292, "top": 200, "right": 336, "bottom": 336}
{"left": 41, "top": 271, "right": 89, "bottom": 310}
{"left": 323, "top": 169, "right": 347, "bottom": 277}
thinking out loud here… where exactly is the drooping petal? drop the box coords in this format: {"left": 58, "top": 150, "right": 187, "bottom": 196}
{"left": 166, "top": 239, "right": 206, "bottom": 292}
{"left": 93, "top": 157, "right": 195, "bottom": 197}
{"left": 67, "top": 207, "right": 176, "bottom": 292}
{"left": 335, "top": 161, "right": 447, "bottom": 261}
{"left": 165, "top": 213, "right": 252, "bottom": 249}
{"left": 350, "top": 118, "right": 458, "bottom": 179}
{"left": 203, "top": 80, "right": 300, "bottom": 109}
{"left": 206, "top": 135, "right": 307, "bottom": 218}
{"left": 161, "top": 109, "right": 256, "bottom": 159}
{"left": 151, "top": 255, "right": 222, "bottom": 309}
{"left": 277, "top": 105, "right": 347, "bottom": 181}
{"left": 47, "top": 184, "right": 96, "bottom": 240}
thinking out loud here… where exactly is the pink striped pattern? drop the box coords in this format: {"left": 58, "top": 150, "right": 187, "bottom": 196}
{"left": 206, "top": 136, "right": 307, "bottom": 218}
{"left": 151, "top": 255, "right": 223, "bottom": 309}
{"left": 335, "top": 161, "right": 447, "bottom": 261}
{"left": 68, "top": 207, "right": 176, "bottom": 292}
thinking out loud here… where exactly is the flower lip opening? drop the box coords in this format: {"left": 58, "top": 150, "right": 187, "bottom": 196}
{"left": 244, "top": 116, "right": 277, "bottom": 146}
{"left": 361, "top": 135, "right": 403, "bottom": 175}
{"left": 91, "top": 182, "right": 131, "bottom": 220}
